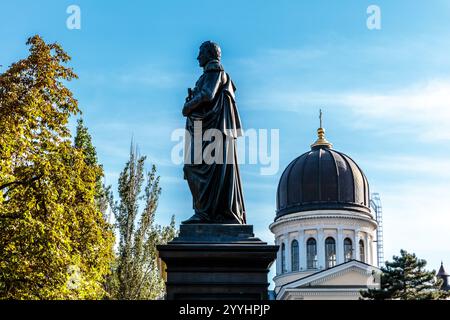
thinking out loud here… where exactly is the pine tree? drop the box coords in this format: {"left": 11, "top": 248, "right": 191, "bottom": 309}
{"left": 0, "top": 35, "right": 114, "bottom": 299}
{"left": 362, "top": 249, "right": 449, "bottom": 300}
{"left": 108, "top": 143, "right": 176, "bottom": 300}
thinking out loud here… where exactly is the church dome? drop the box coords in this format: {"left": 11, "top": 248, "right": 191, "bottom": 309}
{"left": 276, "top": 125, "right": 371, "bottom": 220}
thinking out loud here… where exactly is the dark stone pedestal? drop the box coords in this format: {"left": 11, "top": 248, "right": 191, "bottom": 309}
{"left": 157, "top": 224, "right": 278, "bottom": 300}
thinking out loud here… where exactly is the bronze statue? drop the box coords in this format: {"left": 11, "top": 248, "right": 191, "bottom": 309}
{"left": 182, "top": 41, "right": 246, "bottom": 224}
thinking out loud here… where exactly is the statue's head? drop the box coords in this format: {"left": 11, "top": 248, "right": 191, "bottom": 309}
{"left": 197, "top": 41, "right": 221, "bottom": 67}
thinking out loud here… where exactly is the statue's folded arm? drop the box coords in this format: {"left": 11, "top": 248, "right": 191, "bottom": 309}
{"left": 183, "top": 72, "right": 223, "bottom": 114}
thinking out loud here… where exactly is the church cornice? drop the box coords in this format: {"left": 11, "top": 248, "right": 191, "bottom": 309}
{"left": 270, "top": 213, "right": 377, "bottom": 233}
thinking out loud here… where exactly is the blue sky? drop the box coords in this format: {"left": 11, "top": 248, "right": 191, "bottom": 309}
{"left": 2, "top": 0, "right": 450, "bottom": 283}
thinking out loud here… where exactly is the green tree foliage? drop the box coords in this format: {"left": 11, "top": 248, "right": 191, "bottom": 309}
{"left": 362, "top": 249, "right": 449, "bottom": 300}
{"left": 0, "top": 35, "right": 114, "bottom": 299}
{"left": 74, "top": 118, "right": 111, "bottom": 217}
{"left": 108, "top": 144, "right": 176, "bottom": 300}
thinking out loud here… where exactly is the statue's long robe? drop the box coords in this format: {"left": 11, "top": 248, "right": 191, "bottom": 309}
{"left": 183, "top": 60, "right": 246, "bottom": 224}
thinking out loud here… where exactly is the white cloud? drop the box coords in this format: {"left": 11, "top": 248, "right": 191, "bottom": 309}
{"left": 360, "top": 154, "right": 450, "bottom": 179}
{"left": 246, "top": 78, "right": 450, "bottom": 142}
{"left": 337, "top": 79, "right": 450, "bottom": 141}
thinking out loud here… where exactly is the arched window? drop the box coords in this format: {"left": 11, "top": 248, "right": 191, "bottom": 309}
{"left": 281, "top": 243, "right": 286, "bottom": 273}
{"left": 344, "top": 238, "right": 353, "bottom": 262}
{"left": 291, "top": 240, "right": 299, "bottom": 271}
{"left": 306, "top": 238, "right": 317, "bottom": 269}
{"left": 359, "top": 240, "right": 365, "bottom": 263}
{"left": 325, "top": 237, "right": 336, "bottom": 268}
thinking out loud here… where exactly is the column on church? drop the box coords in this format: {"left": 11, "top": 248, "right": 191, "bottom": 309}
{"left": 316, "top": 228, "right": 324, "bottom": 269}
{"left": 364, "top": 232, "right": 372, "bottom": 264}
{"left": 354, "top": 228, "right": 360, "bottom": 261}
{"left": 286, "top": 234, "right": 292, "bottom": 272}
{"left": 298, "top": 230, "right": 306, "bottom": 271}
{"left": 336, "top": 228, "right": 343, "bottom": 265}
{"left": 371, "top": 233, "right": 377, "bottom": 266}
{"left": 282, "top": 237, "right": 287, "bottom": 273}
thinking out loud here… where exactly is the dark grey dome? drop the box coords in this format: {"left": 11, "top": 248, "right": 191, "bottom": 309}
{"left": 276, "top": 129, "right": 370, "bottom": 220}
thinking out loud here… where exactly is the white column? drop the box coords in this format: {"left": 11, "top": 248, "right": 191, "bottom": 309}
{"left": 299, "top": 230, "right": 306, "bottom": 271}
{"left": 281, "top": 238, "right": 287, "bottom": 273}
{"left": 317, "top": 229, "right": 324, "bottom": 269}
{"left": 275, "top": 237, "right": 279, "bottom": 275}
{"left": 372, "top": 231, "right": 378, "bottom": 266}
{"left": 336, "top": 228, "right": 343, "bottom": 265}
{"left": 354, "top": 229, "right": 360, "bottom": 260}
{"left": 364, "top": 232, "right": 369, "bottom": 264}
{"left": 286, "top": 234, "right": 292, "bottom": 272}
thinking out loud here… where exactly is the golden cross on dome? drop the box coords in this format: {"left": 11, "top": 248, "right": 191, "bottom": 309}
{"left": 311, "top": 108, "right": 333, "bottom": 149}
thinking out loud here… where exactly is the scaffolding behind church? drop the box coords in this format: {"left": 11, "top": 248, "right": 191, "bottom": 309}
{"left": 370, "top": 193, "right": 384, "bottom": 267}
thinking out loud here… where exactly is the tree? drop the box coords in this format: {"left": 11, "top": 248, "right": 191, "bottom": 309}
{"left": 74, "top": 118, "right": 111, "bottom": 217}
{"left": 108, "top": 144, "right": 176, "bottom": 300}
{"left": 362, "top": 249, "right": 449, "bottom": 300}
{"left": 0, "top": 35, "right": 114, "bottom": 299}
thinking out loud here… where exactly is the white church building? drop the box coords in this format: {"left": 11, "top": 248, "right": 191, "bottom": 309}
{"left": 270, "top": 123, "right": 381, "bottom": 300}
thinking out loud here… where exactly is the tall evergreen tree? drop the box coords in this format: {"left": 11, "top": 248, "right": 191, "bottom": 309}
{"left": 362, "top": 250, "right": 449, "bottom": 300}
{"left": 74, "top": 118, "right": 111, "bottom": 218}
{"left": 0, "top": 35, "right": 114, "bottom": 299}
{"left": 108, "top": 144, "right": 176, "bottom": 300}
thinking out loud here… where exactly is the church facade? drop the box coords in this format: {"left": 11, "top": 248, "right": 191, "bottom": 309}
{"left": 270, "top": 123, "right": 380, "bottom": 300}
